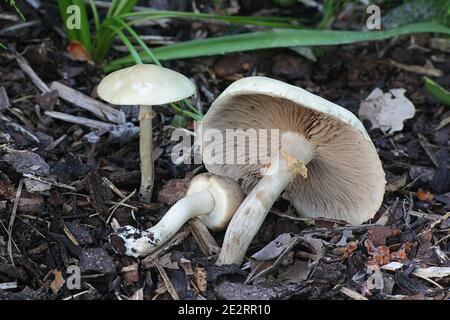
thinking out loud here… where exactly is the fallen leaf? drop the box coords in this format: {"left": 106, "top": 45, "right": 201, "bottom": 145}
{"left": 50, "top": 270, "right": 65, "bottom": 294}
{"left": 192, "top": 267, "right": 207, "bottom": 294}
{"left": 157, "top": 177, "right": 191, "bottom": 205}
{"left": 336, "top": 229, "right": 354, "bottom": 246}
{"left": 67, "top": 41, "right": 91, "bottom": 61}
{"left": 278, "top": 260, "right": 311, "bottom": 283}
{"left": 251, "top": 233, "right": 293, "bottom": 261}
{"left": 358, "top": 88, "right": 415, "bottom": 134}
{"left": 341, "top": 241, "right": 358, "bottom": 259}
{"left": 368, "top": 226, "right": 401, "bottom": 246}
{"left": 365, "top": 240, "right": 411, "bottom": 266}
{"left": 416, "top": 189, "right": 434, "bottom": 202}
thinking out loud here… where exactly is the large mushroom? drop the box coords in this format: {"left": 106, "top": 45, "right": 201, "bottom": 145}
{"left": 117, "top": 173, "right": 244, "bottom": 258}
{"left": 199, "top": 76, "right": 386, "bottom": 266}
{"left": 97, "top": 64, "right": 195, "bottom": 202}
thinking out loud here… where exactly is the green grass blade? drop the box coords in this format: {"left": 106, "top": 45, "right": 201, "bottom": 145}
{"left": 317, "top": 0, "right": 334, "bottom": 29}
{"left": 123, "top": 10, "right": 303, "bottom": 29}
{"left": 106, "top": 25, "right": 142, "bottom": 64}
{"left": 105, "top": 23, "right": 450, "bottom": 72}
{"left": 111, "top": 17, "right": 161, "bottom": 66}
{"left": 106, "top": 0, "right": 120, "bottom": 18}
{"left": 88, "top": 0, "right": 100, "bottom": 32}
{"left": 72, "top": 0, "right": 92, "bottom": 51}
{"left": 424, "top": 76, "right": 450, "bottom": 106}
{"left": 113, "top": 0, "right": 139, "bottom": 16}
{"left": 8, "top": 0, "right": 25, "bottom": 21}
{"left": 57, "top": 0, "right": 78, "bottom": 42}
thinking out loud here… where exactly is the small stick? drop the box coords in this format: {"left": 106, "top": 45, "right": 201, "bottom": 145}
{"left": 107, "top": 189, "right": 136, "bottom": 224}
{"left": 45, "top": 134, "right": 67, "bottom": 151}
{"left": 102, "top": 177, "right": 126, "bottom": 199}
{"left": 23, "top": 173, "right": 76, "bottom": 191}
{"left": 45, "top": 111, "right": 114, "bottom": 130}
{"left": 0, "top": 114, "right": 40, "bottom": 143}
{"left": 153, "top": 260, "right": 180, "bottom": 300}
{"left": 50, "top": 81, "right": 123, "bottom": 124}
{"left": 8, "top": 179, "right": 24, "bottom": 266}
{"left": 15, "top": 53, "right": 50, "bottom": 93}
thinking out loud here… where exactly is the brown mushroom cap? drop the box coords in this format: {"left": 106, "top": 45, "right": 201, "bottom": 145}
{"left": 200, "top": 77, "right": 385, "bottom": 224}
{"left": 186, "top": 173, "right": 244, "bottom": 231}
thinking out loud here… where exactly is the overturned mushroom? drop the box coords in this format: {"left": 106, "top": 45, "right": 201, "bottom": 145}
{"left": 200, "top": 76, "right": 386, "bottom": 266}
{"left": 117, "top": 173, "right": 244, "bottom": 258}
{"left": 98, "top": 64, "right": 195, "bottom": 202}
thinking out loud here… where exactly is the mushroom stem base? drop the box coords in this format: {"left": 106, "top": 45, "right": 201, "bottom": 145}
{"left": 139, "top": 105, "right": 154, "bottom": 203}
{"left": 118, "top": 190, "right": 215, "bottom": 257}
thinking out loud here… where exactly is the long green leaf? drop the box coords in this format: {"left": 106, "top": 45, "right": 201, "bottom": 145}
{"left": 57, "top": 0, "right": 78, "bottom": 42}
{"left": 123, "top": 10, "right": 302, "bottom": 29}
{"left": 106, "top": 25, "right": 143, "bottom": 64}
{"left": 72, "top": 0, "right": 92, "bottom": 51}
{"left": 105, "top": 23, "right": 450, "bottom": 72}
{"left": 424, "top": 76, "right": 450, "bottom": 106}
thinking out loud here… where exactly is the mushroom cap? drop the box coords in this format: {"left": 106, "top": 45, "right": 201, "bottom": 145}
{"left": 97, "top": 64, "right": 196, "bottom": 105}
{"left": 200, "top": 76, "right": 386, "bottom": 224}
{"left": 186, "top": 173, "right": 244, "bottom": 231}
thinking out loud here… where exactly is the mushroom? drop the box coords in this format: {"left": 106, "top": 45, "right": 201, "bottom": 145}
{"left": 97, "top": 64, "right": 195, "bottom": 202}
{"left": 117, "top": 173, "right": 244, "bottom": 258}
{"left": 199, "top": 76, "right": 386, "bottom": 266}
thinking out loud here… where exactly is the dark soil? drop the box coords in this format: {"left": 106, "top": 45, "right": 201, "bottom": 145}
{"left": 0, "top": 0, "right": 449, "bottom": 300}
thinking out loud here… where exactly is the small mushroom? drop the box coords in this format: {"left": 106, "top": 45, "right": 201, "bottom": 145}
{"left": 200, "top": 76, "right": 386, "bottom": 265}
{"left": 117, "top": 173, "right": 244, "bottom": 258}
{"left": 97, "top": 64, "right": 195, "bottom": 202}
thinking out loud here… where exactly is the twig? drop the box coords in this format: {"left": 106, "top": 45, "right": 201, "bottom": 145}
{"left": 45, "top": 111, "right": 114, "bottom": 130}
{"left": 63, "top": 290, "right": 91, "bottom": 300}
{"left": 0, "top": 114, "right": 40, "bottom": 143}
{"left": 44, "top": 134, "right": 67, "bottom": 151}
{"left": 102, "top": 177, "right": 126, "bottom": 199}
{"left": 23, "top": 173, "right": 77, "bottom": 191}
{"left": 15, "top": 53, "right": 50, "bottom": 93}
{"left": 8, "top": 179, "right": 24, "bottom": 266}
{"left": 141, "top": 226, "right": 191, "bottom": 267}
{"left": 418, "top": 134, "right": 439, "bottom": 167}
{"left": 300, "top": 224, "right": 379, "bottom": 234}
{"left": 50, "top": 81, "right": 123, "bottom": 124}
{"left": 153, "top": 260, "right": 180, "bottom": 300}
{"left": 107, "top": 190, "right": 136, "bottom": 224}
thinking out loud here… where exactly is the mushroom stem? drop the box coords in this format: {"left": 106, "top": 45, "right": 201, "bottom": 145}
{"left": 216, "top": 132, "right": 313, "bottom": 266}
{"left": 119, "top": 190, "right": 215, "bottom": 257}
{"left": 139, "top": 105, "right": 154, "bottom": 202}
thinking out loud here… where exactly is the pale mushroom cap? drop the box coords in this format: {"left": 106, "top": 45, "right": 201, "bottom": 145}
{"left": 97, "top": 64, "right": 196, "bottom": 105}
{"left": 200, "top": 77, "right": 386, "bottom": 224}
{"left": 186, "top": 173, "right": 244, "bottom": 231}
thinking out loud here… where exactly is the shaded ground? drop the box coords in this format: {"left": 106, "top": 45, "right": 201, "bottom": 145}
{"left": 0, "top": 1, "right": 449, "bottom": 300}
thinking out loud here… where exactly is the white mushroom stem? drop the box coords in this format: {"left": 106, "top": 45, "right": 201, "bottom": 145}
{"left": 216, "top": 132, "right": 314, "bottom": 266}
{"left": 120, "top": 190, "right": 215, "bottom": 257}
{"left": 139, "top": 105, "right": 154, "bottom": 202}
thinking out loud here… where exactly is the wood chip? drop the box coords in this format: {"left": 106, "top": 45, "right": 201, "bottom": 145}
{"left": 50, "top": 81, "right": 124, "bottom": 124}
{"left": 339, "top": 286, "right": 368, "bottom": 300}
{"left": 153, "top": 260, "right": 180, "bottom": 300}
{"left": 189, "top": 218, "right": 220, "bottom": 256}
